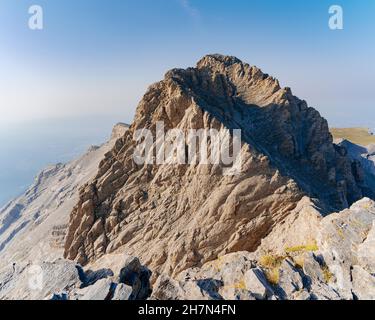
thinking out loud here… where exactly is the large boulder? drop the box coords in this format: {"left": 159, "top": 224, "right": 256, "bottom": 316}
{"left": 0, "top": 259, "right": 82, "bottom": 300}
{"left": 243, "top": 268, "right": 274, "bottom": 300}
{"left": 352, "top": 266, "right": 375, "bottom": 300}
{"left": 118, "top": 256, "right": 152, "bottom": 300}
{"left": 74, "top": 278, "right": 115, "bottom": 300}
{"left": 151, "top": 274, "right": 212, "bottom": 300}
{"left": 317, "top": 198, "right": 375, "bottom": 298}
{"left": 0, "top": 254, "right": 152, "bottom": 301}
{"left": 277, "top": 259, "right": 304, "bottom": 299}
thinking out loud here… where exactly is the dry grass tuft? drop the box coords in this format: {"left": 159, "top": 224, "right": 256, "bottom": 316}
{"left": 259, "top": 254, "right": 285, "bottom": 285}
{"left": 322, "top": 264, "right": 334, "bottom": 283}
{"left": 285, "top": 241, "right": 319, "bottom": 254}
{"left": 264, "top": 268, "right": 280, "bottom": 286}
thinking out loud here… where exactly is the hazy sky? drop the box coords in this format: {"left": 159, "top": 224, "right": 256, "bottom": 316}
{"left": 0, "top": 0, "right": 374, "bottom": 128}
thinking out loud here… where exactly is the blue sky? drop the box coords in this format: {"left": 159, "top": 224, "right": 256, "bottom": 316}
{"left": 0, "top": 0, "right": 374, "bottom": 127}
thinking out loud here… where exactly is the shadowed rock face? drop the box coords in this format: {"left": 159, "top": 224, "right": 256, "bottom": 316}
{"left": 64, "top": 54, "right": 367, "bottom": 277}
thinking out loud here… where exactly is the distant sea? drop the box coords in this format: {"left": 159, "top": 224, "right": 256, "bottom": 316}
{"left": 0, "top": 115, "right": 125, "bottom": 209}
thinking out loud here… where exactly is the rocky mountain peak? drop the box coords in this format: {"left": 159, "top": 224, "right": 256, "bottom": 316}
{"left": 63, "top": 55, "right": 370, "bottom": 277}
{"left": 165, "top": 54, "right": 285, "bottom": 108}
{"left": 196, "top": 54, "right": 242, "bottom": 69}
{"left": 140, "top": 55, "right": 364, "bottom": 207}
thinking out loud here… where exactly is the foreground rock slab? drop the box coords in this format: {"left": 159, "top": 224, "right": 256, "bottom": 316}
{"left": 0, "top": 254, "right": 151, "bottom": 301}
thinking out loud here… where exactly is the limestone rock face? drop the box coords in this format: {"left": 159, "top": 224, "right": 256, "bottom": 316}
{"left": 64, "top": 54, "right": 367, "bottom": 277}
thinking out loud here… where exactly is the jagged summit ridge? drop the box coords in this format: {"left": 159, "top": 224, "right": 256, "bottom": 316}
{"left": 165, "top": 54, "right": 285, "bottom": 108}
{"left": 150, "top": 54, "right": 363, "bottom": 207}
{"left": 64, "top": 55, "right": 368, "bottom": 276}
{"left": 198, "top": 54, "right": 242, "bottom": 65}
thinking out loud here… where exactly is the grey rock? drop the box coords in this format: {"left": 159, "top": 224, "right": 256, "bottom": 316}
{"left": 309, "top": 282, "right": 341, "bottom": 300}
{"left": 244, "top": 268, "right": 274, "bottom": 300}
{"left": 51, "top": 293, "right": 69, "bottom": 300}
{"left": 118, "top": 255, "right": 152, "bottom": 300}
{"left": 151, "top": 276, "right": 186, "bottom": 300}
{"left": 195, "top": 278, "right": 223, "bottom": 300}
{"left": 302, "top": 252, "right": 325, "bottom": 283}
{"left": 75, "top": 278, "right": 114, "bottom": 300}
{"left": 220, "top": 287, "right": 256, "bottom": 301}
{"left": 112, "top": 283, "right": 132, "bottom": 300}
{"left": 291, "top": 289, "right": 311, "bottom": 300}
{"left": 151, "top": 274, "right": 208, "bottom": 300}
{"left": 357, "top": 221, "right": 375, "bottom": 274}
{"left": 84, "top": 268, "right": 114, "bottom": 287}
{"left": 352, "top": 265, "right": 375, "bottom": 300}
{"left": 0, "top": 259, "right": 82, "bottom": 300}
{"left": 277, "top": 259, "right": 303, "bottom": 299}
{"left": 118, "top": 256, "right": 142, "bottom": 283}
{"left": 317, "top": 198, "right": 375, "bottom": 298}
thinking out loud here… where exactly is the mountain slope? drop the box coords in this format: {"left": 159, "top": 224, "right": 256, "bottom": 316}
{"left": 64, "top": 55, "right": 368, "bottom": 277}
{"left": 0, "top": 123, "right": 129, "bottom": 270}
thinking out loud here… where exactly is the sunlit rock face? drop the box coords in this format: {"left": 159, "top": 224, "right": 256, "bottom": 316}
{"left": 63, "top": 55, "right": 368, "bottom": 278}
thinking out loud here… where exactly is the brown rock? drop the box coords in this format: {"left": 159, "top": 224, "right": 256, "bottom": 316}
{"left": 64, "top": 54, "right": 368, "bottom": 277}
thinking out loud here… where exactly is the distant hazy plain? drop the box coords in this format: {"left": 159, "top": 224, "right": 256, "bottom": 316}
{"left": 0, "top": 115, "right": 123, "bottom": 208}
